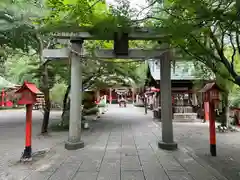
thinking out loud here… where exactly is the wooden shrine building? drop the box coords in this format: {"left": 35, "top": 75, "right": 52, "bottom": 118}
{"left": 145, "top": 60, "right": 201, "bottom": 117}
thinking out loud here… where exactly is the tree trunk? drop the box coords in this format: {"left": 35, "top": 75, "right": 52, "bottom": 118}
{"left": 225, "top": 94, "right": 230, "bottom": 128}
{"left": 41, "top": 64, "right": 51, "bottom": 134}
{"left": 61, "top": 85, "right": 71, "bottom": 126}
{"left": 62, "top": 85, "right": 71, "bottom": 115}
{"left": 37, "top": 35, "right": 51, "bottom": 134}
{"left": 221, "top": 93, "right": 229, "bottom": 127}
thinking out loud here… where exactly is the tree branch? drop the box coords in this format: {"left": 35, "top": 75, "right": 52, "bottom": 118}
{"left": 236, "top": 33, "right": 240, "bottom": 55}
{"left": 208, "top": 28, "right": 238, "bottom": 78}
{"left": 188, "top": 34, "right": 222, "bottom": 63}
{"left": 229, "top": 32, "right": 237, "bottom": 68}
{"left": 219, "top": 23, "right": 226, "bottom": 51}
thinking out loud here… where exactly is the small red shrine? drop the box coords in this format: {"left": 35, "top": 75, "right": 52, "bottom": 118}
{"left": 16, "top": 81, "right": 41, "bottom": 105}
{"left": 200, "top": 82, "right": 221, "bottom": 108}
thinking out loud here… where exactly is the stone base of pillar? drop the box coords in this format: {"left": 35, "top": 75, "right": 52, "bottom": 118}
{"left": 158, "top": 141, "right": 178, "bottom": 151}
{"left": 65, "top": 140, "right": 84, "bottom": 150}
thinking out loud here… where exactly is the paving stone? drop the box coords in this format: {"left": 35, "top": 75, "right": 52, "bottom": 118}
{"left": 108, "top": 136, "right": 121, "bottom": 142}
{"left": 47, "top": 153, "right": 68, "bottom": 165}
{"left": 141, "top": 158, "right": 169, "bottom": 180}
{"left": 34, "top": 162, "right": 62, "bottom": 172}
{"left": 107, "top": 141, "right": 121, "bottom": 146}
{"left": 25, "top": 171, "right": 53, "bottom": 180}
{"left": 48, "top": 163, "right": 80, "bottom": 180}
{"left": 167, "top": 171, "right": 194, "bottom": 180}
{"left": 78, "top": 159, "right": 101, "bottom": 172}
{"left": 99, "top": 159, "right": 120, "bottom": 173}
{"left": 122, "top": 136, "right": 134, "bottom": 141}
{"left": 121, "top": 156, "right": 142, "bottom": 171}
{"left": 64, "top": 156, "right": 83, "bottom": 164}
{"left": 173, "top": 151, "right": 218, "bottom": 180}
{"left": 72, "top": 172, "right": 98, "bottom": 180}
{"left": 121, "top": 171, "right": 145, "bottom": 180}
{"left": 121, "top": 144, "right": 135, "bottom": 148}
{"left": 87, "top": 145, "right": 106, "bottom": 151}
{"left": 104, "top": 151, "right": 121, "bottom": 159}
{"left": 79, "top": 151, "right": 105, "bottom": 160}
{"left": 0, "top": 169, "right": 30, "bottom": 180}
{"left": 155, "top": 151, "right": 185, "bottom": 172}
{"left": 122, "top": 141, "right": 135, "bottom": 146}
{"left": 120, "top": 147, "right": 138, "bottom": 157}
{"left": 138, "top": 149, "right": 155, "bottom": 162}
{"left": 106, "top": 145, "right": 121, "bottom": 151}
{"left": 159, "top": 158, "right": 185, "bottom": 172}
{"left": 97, "top": 172, "right": 120, "bottom": 180}
{"left": 135, "top": 142, "right": 151, "bottom": 150}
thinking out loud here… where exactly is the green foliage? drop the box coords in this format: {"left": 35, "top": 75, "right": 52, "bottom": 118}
{"left": 4, "top": 51, "right": 39, "bottom": 85}
{"left": 0, "top": 0, "right": 45, "bottom": 51}
{"left": 229, "top": 86, "right": 240, "bottom": 107}
{"left": 149, "top": 0, "right": 240, "bottom": 86}
{"left": 50, "top": 83, "right": 67, "bottom": 105}
{"left": 43, "top": 0, "right": 137, "bottom": 38}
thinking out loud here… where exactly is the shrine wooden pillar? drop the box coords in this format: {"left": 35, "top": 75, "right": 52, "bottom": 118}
{"left": 132, "top": 88, "right": 135, "bottom": 104}
{"left": 96, "top": 90, "right": 100, "bottom": 102}
{"left": 1, "top": 89, "right": 5, "bottom": 107}
{"left": 109, "top": 88, "right": 112, "bottom": 104}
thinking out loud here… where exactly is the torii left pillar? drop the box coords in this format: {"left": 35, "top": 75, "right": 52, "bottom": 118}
{"left": 65, "top": 40, "right": 84, "bottom": 150}
{"left": 158, "top": 51, "right": 178, "bottom": 150}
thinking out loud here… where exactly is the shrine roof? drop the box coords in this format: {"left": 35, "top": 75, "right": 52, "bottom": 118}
{"left": 16, "top": 81, "right": 42, "bottom": 94}
{"left": 199, "top": 82, "right": 223, "bottom": 92}
{"left": 25, "top": 82, "right": 42, "bottom": 94}
{"left": 147, "top": 60, "right": 198, "bottom": 80}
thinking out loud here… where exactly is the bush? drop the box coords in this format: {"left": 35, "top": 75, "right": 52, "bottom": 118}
{"left": 83, "top": 101, "right": 96, "bottom": 109}
{"left": 50, "top": 83, "right": 67, "bottom": 106}
{"left": 98, "top": 104, "right": 106, "bottom": 108}
{"left": 0, "top": 106, "right": 24, "bottom": 110}
{"left": 83, "top": 107, "right": 99, "bottom": 116}
{"left": 50, "top": 116, "right": 88, "bottom": 132}
{"left": 50, "top": 122, "right": 69, "bottom": 132}
{"left": 134, "top": 103, "right": 144, "bottom": 107}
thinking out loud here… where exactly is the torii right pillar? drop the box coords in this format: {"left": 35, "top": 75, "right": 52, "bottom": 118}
{"left": 158, "top": 51, "right": 178, "bottom": 150}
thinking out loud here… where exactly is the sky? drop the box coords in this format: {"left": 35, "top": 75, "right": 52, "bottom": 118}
{"left": 106, "top": 0, "right": 148, "bottom": 8}
{"left": 106, "top": 0, "right": 149, "bottom": 18}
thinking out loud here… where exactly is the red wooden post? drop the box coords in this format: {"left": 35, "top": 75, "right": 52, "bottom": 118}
{"left": 209, "top": 101, "right": 216, "bottom": 156}
{"left": 199, "top": 82, "right": 220, "bottom": 156}
{"left": 24, "top": 104, "right": 33, "bottom": 159}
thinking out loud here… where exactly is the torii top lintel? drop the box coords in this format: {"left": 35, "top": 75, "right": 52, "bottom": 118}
{"left": 50, "top": 28, "right": 167, "bottom": 40}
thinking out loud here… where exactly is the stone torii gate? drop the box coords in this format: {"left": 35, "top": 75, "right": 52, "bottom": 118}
{"left": 43, "top": 29, "right": 178, "bottom": 151}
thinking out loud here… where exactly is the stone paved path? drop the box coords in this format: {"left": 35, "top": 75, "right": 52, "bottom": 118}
{"left": 1, "top": 105, "right": 229, "bottom": 180}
